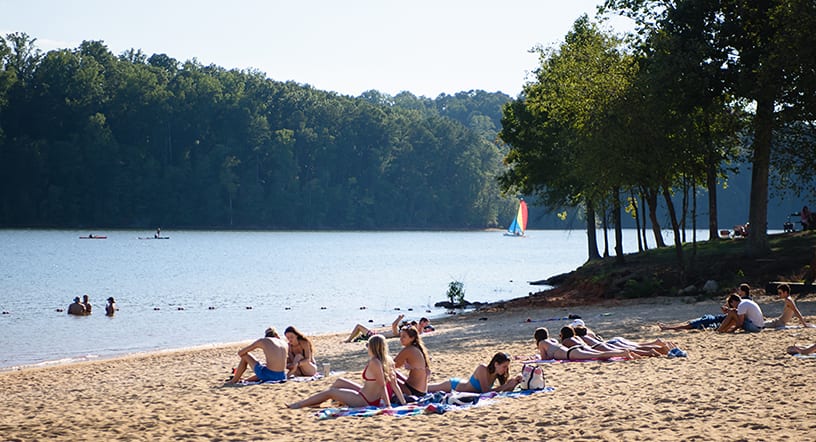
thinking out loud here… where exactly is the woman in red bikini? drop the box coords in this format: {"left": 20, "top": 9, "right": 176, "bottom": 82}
{"left": 287, "top": 334, "right": 405, "bottom": 409}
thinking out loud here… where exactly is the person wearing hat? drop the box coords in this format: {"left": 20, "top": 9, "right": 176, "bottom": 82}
{"left": 105, "top": 297, "right": 116, "bottom": 316}
{"left": 228, "top": 327, "right": 288, "bottom": 384}
{"left": 67, "top": 297, "right": 86, "bottom": 315}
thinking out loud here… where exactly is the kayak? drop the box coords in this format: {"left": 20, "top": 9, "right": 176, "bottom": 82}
{"left": 138, "top": 236, "right": 170, "bottom": 240}
{"left": 79, "top": 236, "right": 107, "bottom": 239}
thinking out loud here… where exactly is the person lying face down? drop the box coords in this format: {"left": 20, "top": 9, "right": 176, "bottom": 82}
{"left": 533, "top": 327, "right": 637, "bottom": 361}
{"left": 427, "top": 352, "right": 522, "bottom": 394}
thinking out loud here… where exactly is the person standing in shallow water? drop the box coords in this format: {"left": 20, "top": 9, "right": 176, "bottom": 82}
{"left": 105, "top": 297, "right": 116, "bottom": 316}
{"left": 82, "top": 294, "right": 93, "bottom": 315}
{"left": 67, "top": 297, "right": 85, "bottom": 315}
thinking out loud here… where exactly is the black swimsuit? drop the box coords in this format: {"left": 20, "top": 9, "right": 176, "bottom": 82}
{"left": 566, "top": 346, "right": 580, "bottom": 360}
{"left": 404, "top": 382, "right": 426, "bottom": 396}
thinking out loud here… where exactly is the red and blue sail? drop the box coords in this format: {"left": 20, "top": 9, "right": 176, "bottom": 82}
{"left": 506, "top": 199, "right": 528, "bottom": 236}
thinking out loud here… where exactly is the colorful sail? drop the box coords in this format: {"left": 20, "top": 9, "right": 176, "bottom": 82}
{"left": 506, "top": 199, "right": 528, "bottom": 236}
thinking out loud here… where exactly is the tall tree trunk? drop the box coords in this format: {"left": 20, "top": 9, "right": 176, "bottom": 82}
{"left": 640, "top": 194, "right": 649, "bottom": 250}
{"left": 613, "top": 187, "right": 624, "bottom": 263}
{"left": 602, "top": 210, "right": 610, "bottom": 258}
{"left": 704, "top": 124, "right": 720, "bottom": 241}
{"left": 586, "top": 201, "right": 601, "bottom": 262}
{"left": 747, "top": 94, "right": 773, "bottom": 256}
{"left": 644, "top": 186, "right": 667, "bottom": 248}
{"left": 632, "top": 190, "right": 643, "bottom": 252}
{"left": 662, "top": 181, "right": 685, "bottom": 278}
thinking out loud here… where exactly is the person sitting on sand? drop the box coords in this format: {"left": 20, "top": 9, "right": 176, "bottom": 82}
{"left": 67, "top": 297, "right": 86, "bottom": 315}
{"left": 228, "top": 327, "right": 288, "bottom": 384}
{"left": 718, "top": 293, "right": 764, "bottom": 333}
{"left": 659, "top": 285, "right": 752, "bottom": 331}
{"left": 345, "top": 314, "right": 430, "bottom": 342}
{"left": 764, "top": 283, "right": 810, "bottom": 329}
{"left": 533, "top": 327, "right": 637, "bottom": 361}
{"left": 287, "top": 334, "right": 405, "bottom": 409}
{"left": 284, "top": 326, "right": 317, "bottom": 378}
{"left": 427, "top": 352, "right": 522, "bottom": 394}
{"left": 105, "top": 297, "right": 116, "bottom": 316}
{"left": 787, "top": 343, "right": 816, "bottom": 355}
{"left": 393, "top": 325, "right": 431, "bottom": 397}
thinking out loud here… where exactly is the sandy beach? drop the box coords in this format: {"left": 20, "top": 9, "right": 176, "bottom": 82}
{"left": 2, "top": 294, "right": 815, "bottom": 441}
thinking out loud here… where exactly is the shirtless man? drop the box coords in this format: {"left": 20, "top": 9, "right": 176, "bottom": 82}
{"left": 228, "top": 327, "right": 288, "bottom": 383}
{"left": 764, "top": 283, "right": 810, "bottom": 329}
{"left": 67, "top": 297, "right": 86, "bottom": 315}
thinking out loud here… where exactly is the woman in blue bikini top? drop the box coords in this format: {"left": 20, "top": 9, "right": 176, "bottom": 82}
{"left": 427, "top": 352, "right": 522, "bottom": 394}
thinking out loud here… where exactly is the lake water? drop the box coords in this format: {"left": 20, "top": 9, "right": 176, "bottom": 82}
{"left": 0, "top": 228, "right": 696, "bottom": 370}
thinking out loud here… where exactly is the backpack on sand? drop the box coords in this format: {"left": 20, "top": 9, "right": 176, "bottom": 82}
{"left": 520, "top": 363, "right": 545, "bottom": 390}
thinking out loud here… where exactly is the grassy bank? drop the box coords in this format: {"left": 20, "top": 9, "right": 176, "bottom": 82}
{"left": 507, "top": 230, "right": 816, "bottom": 307}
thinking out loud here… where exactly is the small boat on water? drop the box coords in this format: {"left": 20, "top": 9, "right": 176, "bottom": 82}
{"left": 79, "top": 235, "right": 107, "bottom": 239}
{"left": 504, "top": 199, "right": 528, "bottom": 237}
{"left": 138, "top": 236, "right": 170, "bottom": 240}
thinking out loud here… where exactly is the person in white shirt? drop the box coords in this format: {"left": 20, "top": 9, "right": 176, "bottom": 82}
{"left": 718, "top": 294, "right": 764, "bottom": 333}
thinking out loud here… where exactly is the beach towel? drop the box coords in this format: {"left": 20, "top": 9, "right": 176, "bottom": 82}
{"left": 793, "top": 353, "right": 816, "bottom": 359}
{"left": 225, "top": 371, "right": 345, "bottom": 387}
{"left": 315, "top": 388, "right": 555, "bottom": 420}
{"left": 525, "top": 357, "right": 628, "bottom": 363}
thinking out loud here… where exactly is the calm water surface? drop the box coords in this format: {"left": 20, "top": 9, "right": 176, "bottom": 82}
{"left": 0, "top": 229, "right": 684, "bottom": 369}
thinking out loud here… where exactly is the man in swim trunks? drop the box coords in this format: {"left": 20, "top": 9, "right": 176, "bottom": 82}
{"left": 228, "top": 326, "right": 288, "bottom": 383}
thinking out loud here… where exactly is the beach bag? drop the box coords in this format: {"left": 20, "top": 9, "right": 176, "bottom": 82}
{"left": 520, "top": 364, "right": 545, "bottom": 390}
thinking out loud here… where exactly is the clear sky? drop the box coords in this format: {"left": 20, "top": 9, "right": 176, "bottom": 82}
{"left": 1, "top": 0, "right": 633, "bottom": 98}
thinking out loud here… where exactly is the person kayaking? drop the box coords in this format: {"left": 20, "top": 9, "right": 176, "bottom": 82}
{"left": 154, "top": 227, "right": 161, "bottom": 239}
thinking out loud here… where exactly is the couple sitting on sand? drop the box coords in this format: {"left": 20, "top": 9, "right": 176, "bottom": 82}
{"left": 227, "top": 325, "right": 318, "bottom": 384}
{"left": 659, "top": 283, "right": 810, "bottom": 332}
{"left": 289, "top": 324, "right": 433, "bottom": 409}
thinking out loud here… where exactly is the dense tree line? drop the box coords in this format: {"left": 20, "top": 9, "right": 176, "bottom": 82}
{"left": 500, "top": 1, "right": 816, "bottom": 269}
{"left": 0, "top": 34, "right": 516, "bottom": 229}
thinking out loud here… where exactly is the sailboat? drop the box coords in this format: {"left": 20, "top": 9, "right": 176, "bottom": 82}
{"left": 504, "top": 199, "right": 528, "bottom": 236}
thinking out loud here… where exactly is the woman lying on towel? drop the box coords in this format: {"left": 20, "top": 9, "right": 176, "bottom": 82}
{"left": 565, "top": 325, "right": 673, "bottom": 357}
{"left": 534, "top": 327, "right": 638, "bottom": 361}
{"left": 287, "top": 334, "right": 405, "bottom": 409}
{"left": 427, "top": 352, "right": 522, "bottom": 394}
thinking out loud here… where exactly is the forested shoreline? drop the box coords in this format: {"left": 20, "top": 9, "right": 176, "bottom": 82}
{"left": 0, "top": 34, "right": 516, "bottom": 229}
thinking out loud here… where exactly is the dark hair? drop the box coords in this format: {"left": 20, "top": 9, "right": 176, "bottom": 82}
{"left": 560, "top": 326, "right": 576, "bottom": 339}
{"left": 777, "top": 283, "right": 790, "bottom": 294}
{"left": 533, "top": 327, "right": 549, "bottom": 343}
{"left": 487, "top": 352, "right": 510, "bottom": 385}
{"left": 419, "top": 317, "right": 429, "bottom": 323}
{"left": 401, "top": 326, "right": 430, "bottom": 369}
{"left": 284, "top": 325, "right": 314, "bottom": 353}
{"left": 727, "top": 293, "right": 741, "bottom": 306}
{"left": 739, "top": 284, "right": 751, "bottom": 296}
{"left": 573, "top": 325, "right": 587, "bottom": 337}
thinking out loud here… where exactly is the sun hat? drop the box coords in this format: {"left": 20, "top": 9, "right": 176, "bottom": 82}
{"left": 569, "top": 319, "right": 585, "bottom": 328}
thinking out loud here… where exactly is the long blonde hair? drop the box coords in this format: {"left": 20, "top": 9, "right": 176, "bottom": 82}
{"left": 367, "top": 334, "right": 395, "bottom": 382}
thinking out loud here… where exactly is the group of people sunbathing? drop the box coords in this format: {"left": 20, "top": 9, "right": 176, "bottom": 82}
{"left": 228, "top": 282, "right": 814, "bottom": 410}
